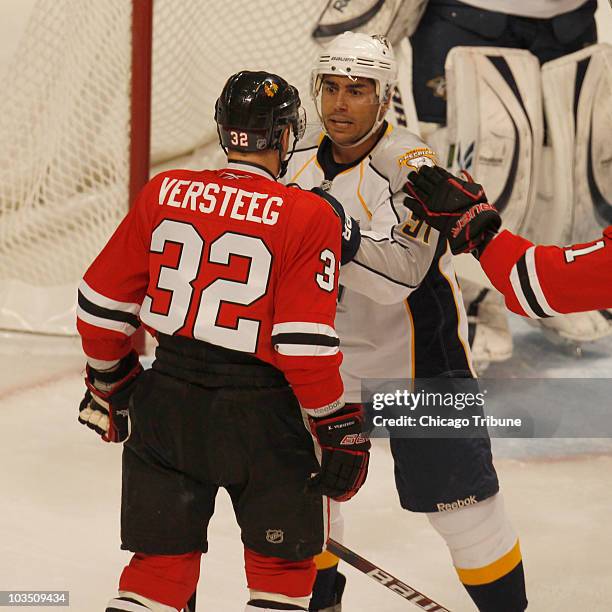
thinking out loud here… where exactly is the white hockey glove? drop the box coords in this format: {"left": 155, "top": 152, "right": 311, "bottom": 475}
{"left": 78, "top": 350, "right": 142, "bottom": 443}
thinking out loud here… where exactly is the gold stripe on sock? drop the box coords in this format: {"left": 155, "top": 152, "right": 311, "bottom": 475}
{"left": 315, "top": 551, "right": 339, "bottom": 570}
{"left": 456, "top": 540, "right": 522, "bottom": 586}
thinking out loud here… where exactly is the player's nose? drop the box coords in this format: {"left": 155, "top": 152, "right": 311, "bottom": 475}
{"left": 333, "top": 90, "right": 349, "bottom": 111}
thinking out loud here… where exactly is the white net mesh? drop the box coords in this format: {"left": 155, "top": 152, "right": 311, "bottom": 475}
{"left": 0, "top": 1, "right": 132, "bottom": 286}
{"left": 0, "top": 0, "right": 329, "bottom": 334}
{"left": 151, "top": 0, "right": 328, "bottom": 165}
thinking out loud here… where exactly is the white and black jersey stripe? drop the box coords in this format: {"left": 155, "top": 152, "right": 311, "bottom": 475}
{"left": 509, "top": 247, "right": 562, "bottom": 319}
{"left": 271, "top": 322, "right": 339, "bottom": 357}
{"left": 77, "top": 281, "right": 141, "bottom": 336}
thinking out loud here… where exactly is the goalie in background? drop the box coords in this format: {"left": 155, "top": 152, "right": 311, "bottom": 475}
{"left": 76, "top": 70, "right": 371, "bottom": 612}
{"left": 405, "top": 164, "right": 612, "bottom": 317}
{"left": 409, "top": 0, "right": 611, "bottom": 365}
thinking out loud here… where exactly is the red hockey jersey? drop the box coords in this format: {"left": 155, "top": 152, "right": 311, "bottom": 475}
{"left": 77, "top": 162, "right": 344, "bottom": 413}
{"left": 480, "top": 227, "right": 612, "bottom": 318}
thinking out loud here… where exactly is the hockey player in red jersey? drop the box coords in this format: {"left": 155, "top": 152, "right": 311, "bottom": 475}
{"left": 76, "top": 71, "right": 370, "bottom": 612}
{"left": 404, "top": 164, "right": 612, "bottom": 317}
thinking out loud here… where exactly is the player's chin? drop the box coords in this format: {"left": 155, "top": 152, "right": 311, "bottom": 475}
{"left": 327, "top": 127, "right": 359, "bottom": 146}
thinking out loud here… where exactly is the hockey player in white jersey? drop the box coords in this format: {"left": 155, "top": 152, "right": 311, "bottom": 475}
{"left": 284, "top": 33, "right": 527, "bottom": 612}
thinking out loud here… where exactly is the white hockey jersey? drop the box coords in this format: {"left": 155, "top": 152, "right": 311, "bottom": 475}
{"left": 285, "top": 123, "right": 474, "bottom": 401}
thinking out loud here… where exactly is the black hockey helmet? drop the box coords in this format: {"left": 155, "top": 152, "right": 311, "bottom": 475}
{"left": 215, "top": 70, "right": 306, "bottom": 161}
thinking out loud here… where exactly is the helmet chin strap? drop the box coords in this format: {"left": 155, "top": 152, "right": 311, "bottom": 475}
{"left": 216, "top": 123, "right": 228, "bottom": 156}
{"left": 330, "top": 117, "right": 384, "bottom": 149}
{"left": 277, "top": 133, "right": 299, "bottom": 179}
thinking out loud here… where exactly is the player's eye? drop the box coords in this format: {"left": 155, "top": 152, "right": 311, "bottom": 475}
{"left": 348, "top": 88, "right": 365, "bottom": 97}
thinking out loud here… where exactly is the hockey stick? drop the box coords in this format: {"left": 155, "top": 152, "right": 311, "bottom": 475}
{"left": 326, "top": 539, "right": 452, "bottom": 612}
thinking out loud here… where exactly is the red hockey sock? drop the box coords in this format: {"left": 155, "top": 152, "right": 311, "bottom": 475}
{"left": 245, "top": 547, "right": 316, "bottom": 598}
{"left": 119, "top": 551, "right": 201, "bottom": 610}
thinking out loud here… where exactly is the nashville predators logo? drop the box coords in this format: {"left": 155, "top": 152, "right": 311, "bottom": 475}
{"left": 264, "top": 81, "right": 279, "bottom": 97}
{"left": 398, "top": 148, "right": 437, "bottom": 171}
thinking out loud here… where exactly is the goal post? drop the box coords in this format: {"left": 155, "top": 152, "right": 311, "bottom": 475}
{"left": 0, "top": 0, "right": 414, "bottom": 337}
{"left": 0, "top": 0, "right": 334, "bottom": 336}
{"left": 130, "top": 0, "right": 153, "bottom": 214}
{"left": 0, "top": 1, "right": 136, "bottom": 335}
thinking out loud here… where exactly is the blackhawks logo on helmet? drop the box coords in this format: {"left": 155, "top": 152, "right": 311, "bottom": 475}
{"left": 264, "top": 81, "right": 279, "bottom": 97}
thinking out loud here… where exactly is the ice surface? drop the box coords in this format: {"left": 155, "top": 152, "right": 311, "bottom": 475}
{"left": 0, "top": 319, "right": 611, "bottom": 611}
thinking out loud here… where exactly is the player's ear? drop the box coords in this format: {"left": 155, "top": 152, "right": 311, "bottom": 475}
{"left": 379, "top": 96, "right": 391, "bottom": 120}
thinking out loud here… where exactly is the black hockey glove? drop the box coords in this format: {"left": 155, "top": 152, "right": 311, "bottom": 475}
{"left": 78, "top": 350, "right": 143, "bottom": 443}
{"left": 309, "top": 403, "right": 371, "bottom": 501}
{"left": 403, "top": 165, "right": 501, "bottom": 257}
{"left": 311, "top": 187, "right": 361, "bottom": 265}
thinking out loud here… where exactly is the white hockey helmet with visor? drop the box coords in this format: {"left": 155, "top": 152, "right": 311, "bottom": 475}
{"left": 311, "top": 32, "right": 398, "bottom": 146}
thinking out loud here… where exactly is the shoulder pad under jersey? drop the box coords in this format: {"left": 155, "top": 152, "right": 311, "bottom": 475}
{"left": 369, "top": 126, "right": 439, "bottom": 193}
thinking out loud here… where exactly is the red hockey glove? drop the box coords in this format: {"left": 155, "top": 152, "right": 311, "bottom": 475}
{"left": 450, "top": 203, "right": 501, "bottom": 258}
{"left": 309, "top": 403, "right": 371, "bottom": 501}
{"left": 78, "top": 350, "right": 143, "bottom": 443}
{"left": 403, "top": 165, "right": 501, "bottom": 257}
{"left": 311, "top": 187, "right": 361, "bottom": 265}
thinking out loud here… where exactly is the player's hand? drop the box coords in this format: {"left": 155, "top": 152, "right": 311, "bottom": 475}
{"left": 309, "top": 403, "right": 370, "bottom": 501}
{"left": 311, "top": 187, "right": 361, "bottom": 265}
{"left": 403, "top": 165, "right": 501, "bottom": 257}
{"left": 78, "top": 350, "right": 143, "bottom": 443}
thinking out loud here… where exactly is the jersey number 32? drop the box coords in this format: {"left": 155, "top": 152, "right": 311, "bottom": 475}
{"left": 140, "top": 219, "right": 336, "bottom": 353}
{"left": 140, "top": 219, "right": 272, "bottom": 353}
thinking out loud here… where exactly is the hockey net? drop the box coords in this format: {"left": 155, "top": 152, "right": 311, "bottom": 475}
{"left": 0, "top": 0, "right": 333, "bottom": 335}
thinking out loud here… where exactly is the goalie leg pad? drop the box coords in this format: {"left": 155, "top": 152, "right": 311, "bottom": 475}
{"left": 542, "top": 43, "right": 612, "bottom": 245}
{"left": 445, "top": 46, "right": 543, "bottom": 235}
{"left": 531, "top": 45, "right": 612, "bottom": 345}
{"left": 529, "top": 310, "right": 612, "bottom": 345}
{"left": 460, "top": 278, "right": 513, "bottom": 370}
